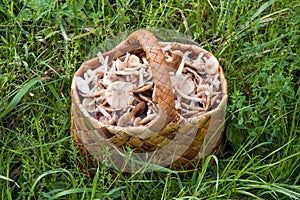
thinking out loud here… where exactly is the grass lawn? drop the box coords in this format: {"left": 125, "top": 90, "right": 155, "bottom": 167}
{"left": 0, "top": 0, "right": 299, "bottom": 199}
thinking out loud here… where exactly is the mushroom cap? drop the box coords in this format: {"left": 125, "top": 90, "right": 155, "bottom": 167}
{"left": 205, "top": 55, "right": 219, "bottom": 75}
{"left": 171, "top": 75, "right": 195, "bottom": 96}
{"left": 76, "top": 76, "right": 91, "bottom": 94}
{"left": 82, "top": 97, "right": 96, "bottom": 113}
{"left": 105, "top": 81, "right": 135, "bottom": 109}
{"left": 178, "top": 76, "right": 195, "bottom": 95}
{"left": 128, "top": 54, "right": 140, "bottom": 68}
{"left": 197, "top": 84, "right": 213, "bottom": 97}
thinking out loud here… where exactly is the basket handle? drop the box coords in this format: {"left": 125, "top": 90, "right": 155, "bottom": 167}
{"left": 104, "top": 30, "right": 179, "bottom": 125}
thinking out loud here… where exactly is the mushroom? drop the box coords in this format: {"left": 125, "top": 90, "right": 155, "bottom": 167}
{"left": 131, "top": 101, "right": 147, "bottom": 117}
{"left": 128, "top": 54, "right": 140, "bottom": 68}
{"left": 175, "top": 51, "right": 190, "bottom": 77}
{"left": 184, "top": 66, "right": 204, "bottom": 85}
{"left": 181, "top": 102, "right": 205, "bottom": 111}
{"left": 174, "top": 84, "right": 205, "bottom": 104}
{"left": 210, "top": 93, "right": 221, "bottom": 108}
{"left": 203, "top": 54, "right": 219, "bottom": 75}
{"left": 172, "top": 75, "right": 195, "bottom": 96}
{"left": 82, "top": 97, "right": 96, "bottom": 113}
{"left": 105, "top": 81, "right": 135, "bottom": 110}
{"left": 134, "top": 83, "right": 153, "bottom": 93}
{"left": 108, "top": 112, "right": 118, "bottom": 125}
{"left": 182, "top": 110, "right": 204, "bottom": 118}
{"left": 97, "top": 104, "right": 111, "bottom": 118}
{"left": 138, "top": 113, "right": 157, "bottom": 125}
{"left": 102, "top": 70, "right": 119, "bottom": 86}
{"left": 97, "top": 52, "right": 109, "bottom": 69}
{"left": 192, "top": 52, "right": 205, "bottom": 67}
{"left": 211, "top": 74, "right": 221, "bottom": 91}
{"left": 76, "top": 76, "right": 91, "bottom": 94}
{"left": 165, "top": 50, "right": 184, "bottom": 70}
{"left": 196, "top": 84, "right": 214, "bottom": 110}
{"left": 196, "top": 85, "right": 213, "bottom": 98}
{"left": 139, "top": 93, "right": 153, "bottom": 104}
{"left": 175, "top": 95, "right": 182, "bottom": 110}
{"left": 117, "top": 101, "right": 146, "bottom": 127}
{"left": 117, "top": 60, "right": 127, "bottom": 71}
{"left": 117, "top": 111, "right": 133, "bottom": 127}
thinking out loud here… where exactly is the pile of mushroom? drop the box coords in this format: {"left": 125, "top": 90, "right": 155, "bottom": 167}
{"left": 75, "top": 46, "right": 222, "bottom": 127}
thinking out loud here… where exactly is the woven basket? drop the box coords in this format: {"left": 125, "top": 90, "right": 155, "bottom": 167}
{"left": 71, "top": 30, "right": 228, "bottom": 172}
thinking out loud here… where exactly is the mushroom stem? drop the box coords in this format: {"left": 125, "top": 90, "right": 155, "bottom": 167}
{"left": 97, "top": 105, "right": 111, "bottom": 118}
{"left": 80, "top": 90, "right": 105, "bottom": 98}
{"left": 174, "top": 84, "right": 205, "bottom": 103}
{"left": 133, "top": 83, "right": 153, "bottom": 93}
{"left": 185, "top": 67, "right": 204, "bottom": 85}
{"left": 175, "top": 51, "right": 190, "bottom": 77}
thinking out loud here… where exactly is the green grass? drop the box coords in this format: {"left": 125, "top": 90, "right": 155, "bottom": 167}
{"left": 0, "top": 0, "right": 299, "bottom": 199}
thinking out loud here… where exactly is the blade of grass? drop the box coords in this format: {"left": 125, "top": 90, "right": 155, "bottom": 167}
{"left": 28, "top": 169, "right": 76, "bottom": 200}
{"left": 71, "top": 0, "right": 79, "bottom": 35}
{"left": 0, "top": 175, "right": 20, "bottom": 188}
{"left": 91, "top": 167, "right": 99, "bottom": 199}
{"left": 32, "top": 110, "right": 46, "bottom": 172}
{"left": 0, "top": 78, "right": 41, "bottom": 119}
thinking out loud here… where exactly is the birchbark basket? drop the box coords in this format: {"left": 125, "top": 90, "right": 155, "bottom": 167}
{"left": 71, "top": 30, "right": 228, "bottom": 172}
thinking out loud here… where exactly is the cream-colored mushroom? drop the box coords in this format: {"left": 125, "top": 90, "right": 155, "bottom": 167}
{"left": 211, "top": 74, "right": 221, "bottom": 91}
{"left": 210, "top": 93, "right": 220, "bottom": 108}
{"left": 185, "top": 67, "right": 204, "bottom": 85}
{"left": 138, "top": 67, "right": 146, "bottom": 87}
{"left": 117, "top": 61, "right": 127, "bottom": 70}
{"left": 80, "top": 68, "right": 103, "bottom": 94}
{"left": 108, "top": 112, "right": 118, "bottom": 125}
{"left": 114, "top": 68, "right": 140, "bottom": 76}
{"left": 203, "top": 54, "right": 219, "bottom": 75}
{"left": 176, "top": 75, "right": 195, "bottom": 96}
{"left": 192, "top": 52, "right": 205, "bottom": 67}
{"left": 127, "top": 54, "right": 140, "bottom": 68}
{"left": 196, "top": 85, "right": 213, "bottom": 97}
{"left": 134, "top": 83, "right": 153, "bottom": 93}
{"left": 124, "top": 52, "right": 130, "bottom": 62}
{"left": 105, "top": 81, "right": 135, "bottom": 109}
{"left": 138, "top": 113, "right": 157, "bottom": 125}
{"left": 102, "top": 70, "right": 118, "bottom": 86}
{"left": 97, "top": 52, "right": 109, "bottom": 69}
{"left": 175, "top": 96, "right": 182, "bottom": 109}
{"left": 79, "top": 88, "right": 105, "bottom": 98}
{"left": 76, "top": 76, "right": 91, "bottom": 94}
{"left": 133, "top": 117, "right": 142, "bottom": 126}
{"left": 196, "top": 84, "right": 214, "bottom": 110}
{"left": 165, "top": 50, "right": 183, "bottom": 69}
{"left": 174, "top": 84, "right": 204, "bottom": 103}
{"left": 182, "top": 110, "right": 203, "bottom": 117}
{"left": 175, "top": 51, "right": 190, "bottom": 77}
{"left": 97, "top": 104, "right": 111, "bottom": 118}
{"left": 95, "top": 96, "right": 106, "bottom": 105}
{"left": 181, "top": 102, "right": 205, "bottom": 111}
{"left": 82, "top": 97, "right": 96, "bottom": 113}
